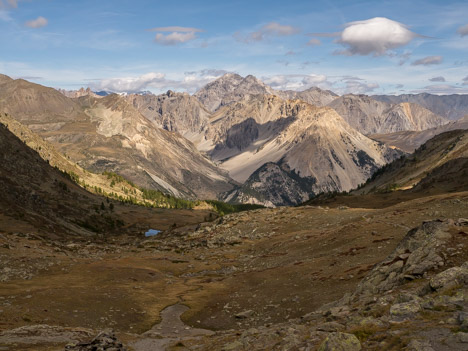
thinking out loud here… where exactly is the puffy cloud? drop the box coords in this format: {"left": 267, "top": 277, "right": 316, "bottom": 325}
{"left": 237, "top": 22, "right": 300, "bottom": 43}
{"left": 458, "top": 24, "right": 468, "bottom": 37}
{"left": 337, "top": 17, "right": 419, "bottom": 56}
{"left": 411, "top": 55, "right": 443, "bottom": 66}
{"left": 25, "top": 16, "right": 48, "bottom": 28}
{"left": 148, "top": 26, "right": 203, "bottom": 45}
{"left": 306, "top": 38, "right": 321, "bottom": 46}
{"left": 91, "top": 72, "right": 166, "bottom": 93}
{"left": 429, "top": 76, "right": 445, "bottom": 82}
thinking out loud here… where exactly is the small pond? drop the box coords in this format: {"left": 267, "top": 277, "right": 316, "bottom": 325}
{"left": 145, "top": 229, "right": 161, "bottom": 237}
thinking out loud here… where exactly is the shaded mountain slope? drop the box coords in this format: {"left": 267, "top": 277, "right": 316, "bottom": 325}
{"left": 0, "top": 120, "right": 124, "bottom": 238}
{"left": 357, "top": 129, "right": 468, "bottom": 194}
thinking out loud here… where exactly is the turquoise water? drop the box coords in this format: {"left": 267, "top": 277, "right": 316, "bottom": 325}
{"left": 145, "top": 229, "right": 161, "bottom": 237}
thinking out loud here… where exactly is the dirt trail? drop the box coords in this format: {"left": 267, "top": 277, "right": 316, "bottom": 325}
{"left": 130, "top": 304, "right": 214, "bottom": 350}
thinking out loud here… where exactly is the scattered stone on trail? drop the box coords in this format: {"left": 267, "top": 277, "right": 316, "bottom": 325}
{"left": 64, "top": 329, "right": 127, "bottom": 351}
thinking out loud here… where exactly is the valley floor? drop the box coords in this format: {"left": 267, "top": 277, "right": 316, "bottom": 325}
{"left": 0, "top": 191, "right": 468, "bottom": 350}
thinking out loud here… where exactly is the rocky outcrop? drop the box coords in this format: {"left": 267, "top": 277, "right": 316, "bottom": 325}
{"left": 64, "top": 329, "right": 127, "bottom": 350}
{"left": 354, "top": 220, "right": 449, "bottom": 295}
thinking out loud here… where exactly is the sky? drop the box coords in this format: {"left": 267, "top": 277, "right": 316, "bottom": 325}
{"left": 1, "top": 0, "right": 468, "bottom": 95}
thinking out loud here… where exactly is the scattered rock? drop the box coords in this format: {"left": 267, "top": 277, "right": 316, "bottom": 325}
{"left": 235, "top": 310, "right": 254, "bottom": 319}
{"left": 317, "top": 332, "right": 361, "bottom": 351}
{"left": 64, "top": 329, "right": 127, "bottom": 351}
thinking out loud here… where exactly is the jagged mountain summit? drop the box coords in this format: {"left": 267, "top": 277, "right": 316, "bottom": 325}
{"left": 328, "top": 94, "right": 447, "bottom": 135}
{"left": 194, "top": 73, "right": 275, "bottom": 112}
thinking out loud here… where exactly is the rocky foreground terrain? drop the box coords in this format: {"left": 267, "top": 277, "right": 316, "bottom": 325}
{"left": 0, "top": 189, "right": 467, "bottom": 350}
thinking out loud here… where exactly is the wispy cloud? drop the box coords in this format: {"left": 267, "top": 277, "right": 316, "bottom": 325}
{"left": 25, "top": 16, "right": 48, "bottom": 28}
{"left": 263, "top": 74, "right": 327, "bottom": 90}
{"left": 0, "top": 0, "right": 19, "bottom": 9}
{"left": 429, "top": 76, "right": 445, "bottom": 82}
{"left": 411, "top": 55, "right": 443, "bottom": 66}
{"left": 336, "top": 17, "right": 420, "bottom": 56}
{"left": 306, "top": 38, "right": 321, "bottom": 46}
{"left": 147, "top": 26, "right": 204, "bottom": 45}
{"left": 148, "top": 26, "right": 203, "bottom": 33}
{"left": 91, "top": 72, "right": 166, "bottom": 93}
{"left": 414, "top": 84, "right": 468, "bottom": 94}
{"left": 458, "top": 24, "right": 468, "bottom": 37}
{"left": 341, "top": 77, "right": 379, "bottom": 94}
{"left": 463, "top": 76, "right": 468, "bottom": 85}
{"left": 236, "top": 22, "right": 300, "bottom": 43}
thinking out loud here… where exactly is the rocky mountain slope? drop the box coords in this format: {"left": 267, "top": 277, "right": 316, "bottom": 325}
{"left": 0, "top": 119, "right": 124, "bottom": 238}
{"left": 0, "top": 75, "right": 235, "bottom": 199}
{"left": 374, "top": 92, "right": 468, "bottom": 120}
{"left": 328, "top": 94, "right": 447, "bottom": 135}
{"left": 357, "top": 129, "right": 468, "bottom": 194}
{"left": 194, "top": 73, "right": 276, "bottom": 112}
{"left": 276, "top": 86, "right": 338, "bottom": 107}
{"left": 58, "top": 87, "right": 100, "bottom": 99}
{"left": 213, "top": 96, "right": 400, "bottom": 206}
{"left": 370, "top": 115, "right": 468, "bottom": 153}
{"left": 126, "top": 90, "right": 212, "bottom": 147}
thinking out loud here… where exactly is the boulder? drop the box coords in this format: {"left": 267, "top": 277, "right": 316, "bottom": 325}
{"left": 318, "top": 332, "right": 361, "bottom": 351}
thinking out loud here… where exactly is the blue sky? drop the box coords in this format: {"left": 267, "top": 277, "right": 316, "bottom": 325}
{"left": 1, "top": 0, "right": 468, "bottom": 95}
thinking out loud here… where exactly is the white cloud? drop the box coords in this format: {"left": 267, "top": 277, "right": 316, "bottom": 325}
{"left": 337, "top": 17, "right": 419, "bottom": 56}
{"left": 91, "top": 72, "right": 166, "bottom": 93}
{"left": 411, "top": 55, "right": 443, "bottom": 66}
{"left": 341, "top": 78, "right": 379, "bottom": 94}
{"left": 25, "top": 16, "right": 48, "bottom": 28}
{"left": 429, "top": 76, "right": 446, "bottom": 82}
{"left": 154, "top": 32, "right": 197, "bottom": 45}
{"left": 237, "top": 22, "right": 300, "bottom": 43}
{"left": 458, "top": 24, "right": 468, "bottom": 37}
{"left": 306, "top": 38, "right": 321, "bottom": 46}
{"left": 263, "top": 74, "right": 327, "bottom": 91}
{"left": 91, "top": 69, "right": 232, "bottom": 94}
{"left": 148, "top": 26, "right": 203, "bottom": 33}
{"left": 148, "top": 26, "right": 203, "bottom": 45}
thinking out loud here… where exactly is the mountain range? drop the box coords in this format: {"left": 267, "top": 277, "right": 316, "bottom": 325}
{"left": 1, "top": 72, "right": 467, "bottom": 206}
